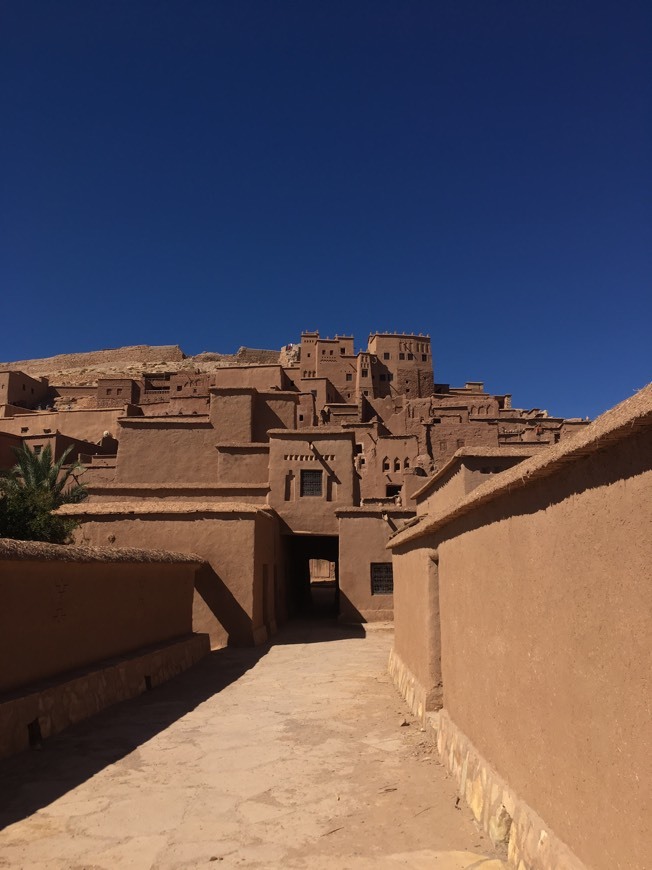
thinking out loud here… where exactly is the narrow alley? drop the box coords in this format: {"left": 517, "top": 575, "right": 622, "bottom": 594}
{"left": 0, "top": 623, "right": 505, "bottom": 869}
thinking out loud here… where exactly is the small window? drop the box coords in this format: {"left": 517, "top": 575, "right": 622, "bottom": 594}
{"left": 363, "top": 390, "right": 369, "bottom": 396}
{"left": 322, "top": 349, "right": 326, "bottom": 355}
{"left": 371, "top": 563, "right": 394, "bottom": 595}
{"left": 345, "top": 373, "right": 352, "bottom": 381}
{"left": 422, "top": 354, "right": 427, "bottom": 362}
{"left": 176, "top": 385, "right": 182, "bottom": 391}
{"left": 355, "top": 443, "right": 363, "bottom": 454}
{"left": 386, "top": 484, "right": 401, "bottom": 498}
{"left": 330, "top": 350, "right": 334, "bottom": 355}
{"left": 393, "top": 458, "right": 401, "bottom": 472}
{"left": 117, "top": 388, "right": 123, "bottom": 396}
{"left": 20, "top": 427, "right": 28, "bottom": 433}
{"left": 388, "top": 373, "right": 394, "bottom": 382}
{"left": 33, "top": 445, "right": 42, "bottom": 455}
{"left": 382, "top": 457, "right": 390, "bottom": 471}
{"left": 299, "top": 414, "right": 304, "bottom": 422}
{"left": 300, "top": 470, "right": 323, "bottom": 497}
{"left": 361, "top": 368, "right": 368, "bottom": 377}
{"left": 456, "top": 439, "right": 464, "bottom": 448}
{"left": 340, "top": 347, "right": 345, "bottom": 354}
{"left": 399, "top": 353, "right": 405, "bottom": 360}
{"left": 307, "top": 352, "right": 311, "bottom": 358}
{"left": 407, "top": 353, "right": 414, "bottom": 360}
{"left": 106, "top": 389, "right": 112, "bottom": 395}
{"left": 383, "top": 352, "right": 390, "bottom": 360}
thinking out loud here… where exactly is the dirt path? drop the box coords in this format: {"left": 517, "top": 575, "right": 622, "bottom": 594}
{"left": 0, "top": 622, "right": 505, "bottom": 869}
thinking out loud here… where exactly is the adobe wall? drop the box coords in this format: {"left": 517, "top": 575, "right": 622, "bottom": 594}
{"left": 211, "top": 365, "right": 287, "bottom": 392}
{"left": 268, "top": 430, "right": 356, "bottom": 535}
{"left": 253, "top": 512, "right": 286, "bottom": 640}
{"left": 389, "top": 403, "right": 652, "bottom": 870}
{"left": 1, "top": 634, "right": 208, "bottom": 760}
{"left": 337, "top": 509, "right": 414, "bottom": 622}
{"left": 252, "top": 393, "right": 297, "bottom": 441}
{"left": 359, "top": 434, "right": 419, "bottom": 502}
{"left": 416, "top": 464, "right": 466, "bottom": 516}
{"left": 0, "top": 539, "right": 202, "bottom": 694}
{"left": 0, "top": 407, "right": 125, "bottom": 442}
{"left": 0, "top": 371, "right": 49, "bottom": 407}
{"left": 436, "top": 435, "right": 651, "bottom": 870}
{"left": 69, "top": 505, "right": 280, "bottom": 647}
{"left": 85, "top": 483, "right": 269, "bottom": 504}
{"left": 216, "top": 444, "right": 270, "bottom": 484}
{"left": 210, "top": 391, "right": 254, "bottom": 441}
{"left": 114, "top": 420, "right": 217, "bottom": 484}
{"left": 415, "top": 453, "right": 534, "bottom": 517}
{"left": 0, "top": 431, "right": 22, "bottom": 470}
{"left": 389, "top": 543, "right": 442, "bottom": 719}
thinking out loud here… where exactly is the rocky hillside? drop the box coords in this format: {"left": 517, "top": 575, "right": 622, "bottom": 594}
{"left": 0, "top": 345, "right": 281, "bottom": 386}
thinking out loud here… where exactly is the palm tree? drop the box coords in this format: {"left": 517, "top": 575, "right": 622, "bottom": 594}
{"left": 0, "top": 443, "right": 88, "bottom": 542}
{"left": 5, "top": 443, "right": 87, "bottom": 505}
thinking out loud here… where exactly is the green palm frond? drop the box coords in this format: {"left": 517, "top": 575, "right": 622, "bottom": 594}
{"left": 8, "top": 443, "right": 88, "bottom": 507}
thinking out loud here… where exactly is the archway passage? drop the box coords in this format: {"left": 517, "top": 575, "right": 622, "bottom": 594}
{"left": 284, "top": 535, "right": 339, "bottom": 619}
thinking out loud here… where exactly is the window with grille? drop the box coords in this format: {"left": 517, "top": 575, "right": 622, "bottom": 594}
{"left": 371, "top": 563, "right": 394, "bottom": 595}
{"left": 300, "top": 470, "right": 323, "bottom": 497}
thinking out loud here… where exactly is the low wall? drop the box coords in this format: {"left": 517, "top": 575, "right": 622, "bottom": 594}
{"left": 59, "top": 501, "right": 282, "bottom": 647}
{"left": 0, "top": 539, "right": 210, "bottom": 756}
{"left": 0, "top": 539, "right": 203, "bottom": 693}
{"left": 0, "top": 634, "right": 208, "bottom": 759}
{"left": 389, "top": 387, "right": 652, "bottom": 870}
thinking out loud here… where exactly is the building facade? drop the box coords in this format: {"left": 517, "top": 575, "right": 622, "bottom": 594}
{"left": 1, "top": 330, "right": 589, "bottom": 646}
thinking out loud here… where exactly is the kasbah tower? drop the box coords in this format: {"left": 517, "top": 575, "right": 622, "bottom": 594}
{"left": 0, "top": 328, "right": 588, "bottom": 646}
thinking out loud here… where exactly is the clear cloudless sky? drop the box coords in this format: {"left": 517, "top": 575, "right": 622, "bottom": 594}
{"left": 1, "top": 1, "right": 650, "bottom": 419}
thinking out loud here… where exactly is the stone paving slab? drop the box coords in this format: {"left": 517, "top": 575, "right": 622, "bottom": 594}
{"left": 0, "top": 622, "right": 506, "bottom": 869}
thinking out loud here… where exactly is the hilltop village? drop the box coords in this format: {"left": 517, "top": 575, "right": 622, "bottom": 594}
{"left": 2, "top": 333, "right": 650, "bottom": 870}
{"left": 0, "top": 330, "right": 588, "bottom": 644}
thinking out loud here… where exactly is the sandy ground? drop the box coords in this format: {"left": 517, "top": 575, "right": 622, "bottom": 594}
{"left": 0, "top": 622, "right": 506, "bottom": 870}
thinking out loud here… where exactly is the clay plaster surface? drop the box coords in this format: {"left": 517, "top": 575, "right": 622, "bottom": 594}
{"left": 0, "top": 623, "right": 504, "bottom": 870}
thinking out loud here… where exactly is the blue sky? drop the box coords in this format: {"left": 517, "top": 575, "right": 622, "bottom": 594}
{"left": 1, "top": 1, "right": 650, "bottom": 419}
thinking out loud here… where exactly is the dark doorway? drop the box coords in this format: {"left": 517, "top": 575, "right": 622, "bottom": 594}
{"left": 285, "top": 535, "right": 339, "bottom": 619}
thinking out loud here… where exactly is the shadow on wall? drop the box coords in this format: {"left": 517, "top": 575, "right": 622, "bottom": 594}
{"left": 0, "top": 644, "right": 265, "bottom": 830}
{"left": 194, "top": 563, "right": 253, "bottom": 647}
{"left": 338, "top": 591, "right": 368, "bottom": 625}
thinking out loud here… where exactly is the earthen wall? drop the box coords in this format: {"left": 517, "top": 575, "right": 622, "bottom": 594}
{"left": 389, "top": 397, "right": 652, "bottom": 870}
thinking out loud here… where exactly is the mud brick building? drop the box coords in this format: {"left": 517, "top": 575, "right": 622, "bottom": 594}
{"left": 1, "top": 330, "right": 588, "bottom": 646}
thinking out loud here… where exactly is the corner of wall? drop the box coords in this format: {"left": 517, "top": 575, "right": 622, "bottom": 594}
{"left": 425, "top": 709, "right": 587, "bottom": 870}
